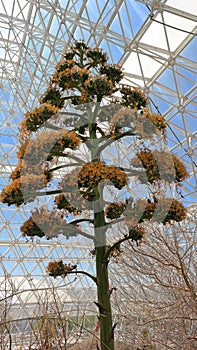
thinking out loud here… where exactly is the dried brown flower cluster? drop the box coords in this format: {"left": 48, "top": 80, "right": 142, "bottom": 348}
{"left": 173, "top": 155, "right": 189, "bottom": 182}
{"left": 39, "top": 87, "right": 65, "bottom": 108}
{"left": 120, "top": 86, "right": 149, "bottom": 109}
{"left": 60, "top": 168, "right": 81, "bottom": 192}
{"left": 90, "top": 245, "right": 121, "bottom": 259}
{"left": 108, "top": 246, "right": 121, "bottom": 259}
{"left": 110, "top": 107, "right": 136, "bottom": 130}
{"left": 0, "top": 179, "right": 24, "bottom": 206}
{"left": 105, "top": 202, "right": 127, "bottom": 220}
{"left": 78, "top": 161, "right": 128, "bottom": 190}
{"left": 131, "top": 199, "right": 155, "bottom": 222}
{"left": 54, "top": 193, "right": 82, "bottom": 215}
{"left": 19, "top": 130, "right": 80, "bottom": 165}
{"left": 0, "top": 174, "right": 49, "bottom": 206}
{"left": 17, "top": 140, "right": 29, "bottom": 160}
{"left": 21, "top": 207, "right": 67, "bottom": 239}
{"left": 55, "top": 64, "right": 90, "bottom": 91}
{"left": 18, "top": 121, "right": 32, "bottom": 143}
{"left": 131, "top": 150, "right": 188, "bottom": 184}
{"left": 22, "top": 103, "right": 59, "bottom": 132}
{"left": 157, "top": 199, "right": 187, "bottom": 224}
{"left": 126, "top": 224, "right": 145, "bottom": 241}
{"left": 142, "top": 108, "right": 167, "bottom": 134}
{"left": 21, "top": 217, "right": 45, "bottom": 238}
{"left": 9, "top": 161, "right": 53, "bottom": 184}
{"left": 46, "top": 41, "right": 123, "bottom": 105}
{"left": 130, "top": 198, "right": 186, "bottom": 224}
{"left": 9, "top": 161, "right": 24, "bottom": 181}
{"left": 47, "top": 260, "right": 77, "bottom": 278}
{"left": 110, "top": 106, "right": 166, "bottom": 137}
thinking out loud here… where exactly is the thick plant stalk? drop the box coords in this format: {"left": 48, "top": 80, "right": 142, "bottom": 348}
{"left": 95, "top": 211, "right": 114, "bottom": 350}
{"left": 89, "top": 118, "right": 114, "bottom": 350}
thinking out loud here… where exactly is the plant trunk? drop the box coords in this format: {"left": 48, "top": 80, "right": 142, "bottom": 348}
{"left": 94, "top": 209, "right": 114, "bottom": 350}
{"left": 89, "top": 115, "right": 114, "bottom": 350}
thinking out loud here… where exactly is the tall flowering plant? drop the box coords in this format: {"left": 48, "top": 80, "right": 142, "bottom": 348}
{"left": 1, "top": 41, "right": 188, "bottom": 350}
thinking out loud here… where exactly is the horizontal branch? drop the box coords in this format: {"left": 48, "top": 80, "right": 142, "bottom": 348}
{"left": 49, "top": 163, "right": 80, "bottom": 172}
{"left": 63, "top": 223, "right": 95, "bottom": 241}
{"left": 62, "top": 95, "right": 81, "bottom": 101}
{"left": 68, "top": 218, "right": 94, "bottom": 225}
{"left": 64, "top": 270, "right": 97, "bottom": 284}
{"left": 97, "top": 130, "right": 136, "bottom": 156}
{"left": 104, "top": 235, "right": 131, "bottom": 261}
{"left": 61, "top": 111, "right": 83, "bottom": 118}
{"left": 44, "top": 123, "right": 61, "bottom": 130}
{"left": 77, "top": 134, "right": 89, "bottom": 142}
{"left": 105, "top": 218, "right": 125, "bottom": 228}
{"left": 24, "top": 189, "right": 62, "bottom": 200}
{"left": 52, "top": 152, "right": 85, "bottom": 165}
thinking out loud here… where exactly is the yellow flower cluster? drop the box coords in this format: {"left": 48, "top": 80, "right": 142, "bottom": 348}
{"left": 57, "top": 130, "right": 80, "bottom": 149}
{"left": 25, "top": 103, "right": 59, "bottom": 119}
{"left": 51, "top": 62, "right": 90, "bottom": 91}
{"left": 49, "top": 42, "right": 122, "bottom": 104}
{"left": 85, "top": 74, "right": 114, "bottom": 89}
{"left": 60, "top": 66, "right": 89, "bottom": 78}
{"left": 84, "top": 74, "right": 115, "bottom": 101}
{"left": 78, "top": 161, "right": 128, "bottom": 190}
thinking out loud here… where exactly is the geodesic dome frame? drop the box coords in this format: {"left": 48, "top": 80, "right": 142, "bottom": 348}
{"left": 0, "top": 0, "right": 196, "bottom": 338}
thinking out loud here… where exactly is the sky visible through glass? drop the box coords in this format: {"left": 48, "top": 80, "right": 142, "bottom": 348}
{"left": 0, "top": 0, "right": 196, "bottom": 290}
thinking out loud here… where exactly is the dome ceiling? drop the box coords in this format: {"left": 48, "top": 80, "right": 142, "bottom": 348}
{"left": 0, "top": 0, "right": 196, "bottom": 331}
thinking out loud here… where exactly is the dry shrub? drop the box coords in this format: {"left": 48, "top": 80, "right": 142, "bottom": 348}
{"left": 69, "top": 336, "right": 130, "bottom": 349}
